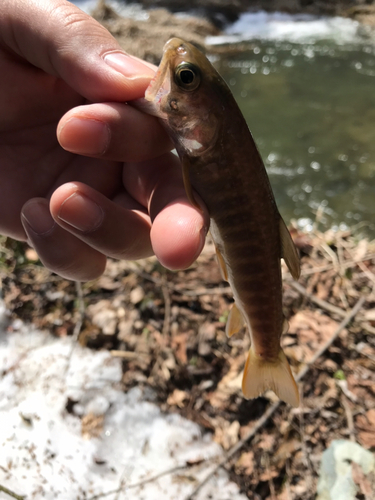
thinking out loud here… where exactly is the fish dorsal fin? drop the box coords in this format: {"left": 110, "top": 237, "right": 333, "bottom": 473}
{"left": 215, "top": 245, "right": 228, "bottom": 282}
{"left": 182, "top": 155, "right": 201, "bottom": 210}
{"left": 226, "top": 302, "right": 245, "bottom": 338}
{"left": 279, "top": 218, "right": 300, "bottom": 280}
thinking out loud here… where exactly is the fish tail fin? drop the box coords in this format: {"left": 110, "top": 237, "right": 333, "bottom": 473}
{"left": 242, "top": 347, "right": 299, "bottom": 407}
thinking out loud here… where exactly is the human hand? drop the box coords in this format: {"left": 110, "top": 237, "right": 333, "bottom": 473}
{"left": 0, "top": 0, "right": 209, "bottom": 280}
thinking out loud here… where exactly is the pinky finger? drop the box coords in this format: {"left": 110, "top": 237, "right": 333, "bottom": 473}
{"left": 21, "top": 198, "right": 107, "bottom": 281}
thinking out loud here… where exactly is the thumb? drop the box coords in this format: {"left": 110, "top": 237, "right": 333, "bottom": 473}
{"left": 0, "top": 0, "right": 155, "bottom": 101}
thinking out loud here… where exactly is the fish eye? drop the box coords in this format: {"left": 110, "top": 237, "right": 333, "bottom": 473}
{"left": 174, "top": 63, "right": 201, "bottom": 91}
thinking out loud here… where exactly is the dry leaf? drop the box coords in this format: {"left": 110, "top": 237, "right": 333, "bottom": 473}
{"left": 351, "top": 462, "right": 373, "bottom": 496}
{"left": 81, "top": 413, "right": 104, "bottom": 439}
{"left": 235, "top": 451, "right": 254, "bottom": 475}
{"left": 214, "top": 419, "right": 240, "bottom": 450}
{"left": 167, "top": 389, "right": 188, "bottom": 408}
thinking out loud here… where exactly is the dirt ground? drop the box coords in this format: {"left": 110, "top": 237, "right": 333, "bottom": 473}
{"left": 2, "top": 222, "right": 375, "bottom": 499}
{"left": 1, "top": 2, "right": 375, "bottom": 499}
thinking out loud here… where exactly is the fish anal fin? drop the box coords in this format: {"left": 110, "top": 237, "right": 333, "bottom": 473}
{"left": 279, "top": 218, "right": 301, "bottom": 280}
{"left": 182, "top": 155, "right": 201, "bottom": 210}
{"left": 242, "top": 347, "right": 299, "bottom": 407}
{"left": 215, "top": 246, "right": 228, "bottom": 282}
{"left": 226, "top": 302, "right": 245, "bottom": 338}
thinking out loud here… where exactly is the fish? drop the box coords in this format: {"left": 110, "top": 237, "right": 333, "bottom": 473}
{"left": 143, "top": 38, "right": 301, "bottom": 407}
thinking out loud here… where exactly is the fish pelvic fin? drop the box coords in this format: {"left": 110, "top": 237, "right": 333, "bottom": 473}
{"left": 242, "top": 347, "right": 300, "bottom": 407}
{"left": 225, "top": 302, "right": 245, "bottom": 337}
{"left": 279, "top": 217, "right": 300, "bottom": 280}
{"left": 215, "top": 245, "right": 228, "bottom": 282}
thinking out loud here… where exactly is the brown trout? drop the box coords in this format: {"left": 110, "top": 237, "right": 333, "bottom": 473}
{"left": 143, "top": 38, "right": 301, "bottom": 406}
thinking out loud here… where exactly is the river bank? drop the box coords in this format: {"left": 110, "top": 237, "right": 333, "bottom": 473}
{"left": 91, "top": 0, "right": 375, "bottom": 64}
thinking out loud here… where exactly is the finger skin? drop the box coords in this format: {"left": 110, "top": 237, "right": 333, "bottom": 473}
{"left": 57, "top": 103, "right": 173, "bottom": 162}
{"left": 48, "top": 154, "right": 209, "bottom": 272}
{"left": 151, "top": 199, "right": 207, "bottom": 269}
{"left": 0, "top": 0, "right": 154, "bottom": 102}
{"left": 123, "top": 153, "right": 210, "bottom": 270}
{"left": 49, "top": 182, "right": 153, "bottom": 261}
{"left": 21, "top": 198, "right": 107, "bottom": 281}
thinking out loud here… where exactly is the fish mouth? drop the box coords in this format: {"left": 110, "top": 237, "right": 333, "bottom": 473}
{"left": 134, "top": 39, "right": 187, "bottom": 118}
{"left": 131, "top": 63, "right": 170, "bottom": 118}
{"left": 142, "top": 58, "right": 171, "bottom": 120}
{"left": 145, "top": 56, "right": 170, "bottom": 103}
{"left": 143, "top": 38, "right": 188, "bottom": 115}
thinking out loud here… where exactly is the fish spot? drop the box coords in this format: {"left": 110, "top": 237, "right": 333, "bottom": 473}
{"left": 169, "top": 99, "right": 178, "bottom": 111}
{"left": 180, "top": 137, "right": 203, "bottom": 152}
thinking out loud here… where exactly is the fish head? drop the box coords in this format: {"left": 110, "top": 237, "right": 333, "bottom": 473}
{"left": 145, "top": 38, "right": 225, "bottom": 156}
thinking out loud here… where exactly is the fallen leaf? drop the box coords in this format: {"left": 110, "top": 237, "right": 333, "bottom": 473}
{"left": 167, "top": 389, "right": 188, "bottom": 408}
{"left": 235, "top": 451, "right": 254, "bottom": 475}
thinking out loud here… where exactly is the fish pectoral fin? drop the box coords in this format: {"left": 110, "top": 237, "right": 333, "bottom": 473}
{"left": 279, "top": 217, "right": 301, "bottom": 280}
{"left": 242, "top": 347, "right": 299, "bottom": 407}
{"left": 182, "top": 155, "right": 201, "bottom": 210}
{"left": 215, "top": 245, "right": 228, "bottom": 282}
{"left": 225, "top": 302, "right": 245, "bottom": 337}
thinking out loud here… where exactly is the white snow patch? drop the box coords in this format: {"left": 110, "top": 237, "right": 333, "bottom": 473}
{"left": 0, "top": 302, "right": 246, "bottom": 500}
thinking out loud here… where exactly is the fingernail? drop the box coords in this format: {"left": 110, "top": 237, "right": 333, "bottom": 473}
{"left": 104, "top": 52, "right": 155, "bottom": 79}
{"left": 58, "top": 118, "right": 110, "bottom": 155}
{"left": 22, "top": 201, "right": 55, "bottom": 236}
{"left": 58, "top": 192, "right": 104, "bottom": 233}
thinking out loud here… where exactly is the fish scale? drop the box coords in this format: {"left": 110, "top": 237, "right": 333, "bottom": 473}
{"left": 143, "top": 37, "right": 301, "bottom": 406}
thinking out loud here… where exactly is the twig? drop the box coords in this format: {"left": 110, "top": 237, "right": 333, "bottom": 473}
{"left": 263, "top": 453, "right": 276, "bottom": 500}
{"left": 110, "top": 350, "right": 148, "bottom": 360}
{"left": 86, "top": 463, "right": 198, "bottom": 500}
{"left": 176, "top": 286, "right": 232, "bottom": 296}
{"left": 298, "top": 392, "right": 314, "bottom": 492}
{"left": 185, "top": 295, "right": 365, "bottom": 500}
{"left": 340, "top": 239, "right": 375, "bottom": 286}
{"left": 340, "top": 393, "right": 355, "bottom": 442}
{"left": 289, "top": 281, "right": 347, "bottom": 317}
{"left": 359, "top": 321, "right": 375, "bottom": 335}
{"left": 290, "top": 281, "right": 375, "bottom": 337}
{"left": 291, "top": 252, "right": 375, "bottom": 277}
{"left": 185, "top": 400, "right": 281, "bottom": 500}
{"left": 319, "top": 241, "right": 340, "bottom": 273}
{"left": 64, "top": 281, "right": 85, "bottom": 375}
{"left": 0, "top": 484, "right": 25, "bottom": 500}
{"left": 285, "top": 461, "right": 293, "bottom": 500}
{"left": 161, "top": 276, "right": 172, "bottom": 337}
{"left": 296, "top": 295, "right": 365, "bottom": 382}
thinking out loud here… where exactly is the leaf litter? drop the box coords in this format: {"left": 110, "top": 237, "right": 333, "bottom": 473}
{"left": 1, "top": 224, "right": 375, "bottom": 499}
